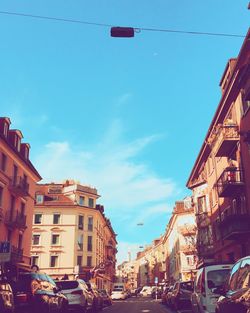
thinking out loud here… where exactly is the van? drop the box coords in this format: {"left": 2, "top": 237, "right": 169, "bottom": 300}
{"left": 191, "top": 264, "right": 232, "bottom": 313}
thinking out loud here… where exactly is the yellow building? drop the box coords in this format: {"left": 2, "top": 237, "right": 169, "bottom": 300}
{"left": 31, "top": 180, "right": 117, "bottom": 291}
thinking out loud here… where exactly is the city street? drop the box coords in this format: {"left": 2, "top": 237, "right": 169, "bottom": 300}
{"left": 104, "top": 297, "right": 192, "bottom": 313}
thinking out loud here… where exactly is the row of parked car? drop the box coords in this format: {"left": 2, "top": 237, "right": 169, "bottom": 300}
{"left": 0, "top": 271, "right": 112, "bottom": 313}
{"left": 161, "top": 255, "right": 250, "bottom": 313}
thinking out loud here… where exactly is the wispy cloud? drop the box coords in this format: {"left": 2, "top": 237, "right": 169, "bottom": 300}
{"left": 115, "top": 93, "right": 132, "bottom": 108}
{"left": 33, "top": 119, "right": 178, "bottom": 261}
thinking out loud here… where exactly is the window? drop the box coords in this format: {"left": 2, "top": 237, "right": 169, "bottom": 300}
{"left": 34, "top": 214, "right": 42, "bottom": 224}
{"left": 53, "top": 214, "right": 60, "bottom": 224}
{"left": 78, "top": 234, "right": 83, "bottom": 251}
{"left": 87, "top": 236, "right": 92, "bottom": 251}
{"left": 78, "top": 215, "right": 84, "bottom": 230}
{"left": 13, "top": 165, "right": 18, "bottom": 184}
{"left": 0, "top": 186, "right": 3, "bottom": 207}
{"left": 31, "top": 256, "right": 39, "bottom": 266}
{"left": 88, "top": 216, "right": 93, "bottom": 231}
{"left": 36, "top": 194, "right": 44, "bottom": 204}
{"left": 1, "top": 153, "right": 7, "bottom": 172}
{"left": 77, "top": 256, "right": 82, "bottom": 266}
{"left": 88, "top": 198, "right": 94, "bottom": 208}
{"left": 20, "top": 202, "right": 25, "bottom": 216}
{"left": 186, "top": 255, "right": 194, "bottom": 266}
{"left": 197, "top": 196, "right": 207, "bottom": 214}
{"left": 50, "top": 255, "right": 58, "bottom": 267}
{"left": 51, "top": 234, "right": 60, "bottom": 245}
{"left": 242, "top": 90, "right": 250, "bottom": 115}
{"left": 235, "top": 258, "right": 250, "bottom": 289}
{"left": 87, "top": 256, "right": 92, "bottom": 267}
{"left": 79, "top": 196, "right": 85, "bottom": 206}
{"left": 3, "top": 122, "right": 8, "bottom": 137}
{"left": 228, "top": 261, "right": 241, "bottom": 291}
{"left": 32, "top": 234, "right": 40, "bottom": 245}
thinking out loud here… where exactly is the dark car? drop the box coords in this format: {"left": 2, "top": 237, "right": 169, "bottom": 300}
{"left": 215, "top": 256, "right": 250, "bottom": 313}
{"left": 13, "top": 272, "right": 68, "bottom": 313}
{"left": 151, "top": 286, "right": 162, "bottom": 299}
{"left": 86, "top": 282, "right": 103, "bottom": 311}
{"left": 170, "top": 281, "right": 194, "bottom": 310}
{"left": 0, "top": 280, "right": 14, "bottom": 313}
{"left": 98, "top": 289, "right": 112, "bottom": 306}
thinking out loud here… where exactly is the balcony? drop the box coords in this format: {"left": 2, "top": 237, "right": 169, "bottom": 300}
{"left": 178, "top": 225, "right": 196, "bottom": 236}
{"left": 9, "top": 176, "right": 29, "bottom": 197}
{"left": 196, "top": 212, "right": 210, "bottom": 228}
{"left": 11, "top": 245, "right": 23, "bottom": 263}
{"left": 212, "top": 124, "right": 239, "bottom": 157}
{"left": 219, "top": 213, "right": 250, "bottom": 240}
{"left": 5, "top": 210, "right": 27, "bottom": 229}
{"left": 180, "top": 245, "right": 196, "bottom": 255}
{"left": 197, "top": 243, "right": 214, "bottom": 257}
{"left": 217, "top": 167, "right": 244, "bottom": 197}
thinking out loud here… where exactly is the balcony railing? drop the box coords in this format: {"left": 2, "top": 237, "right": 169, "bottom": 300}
{"left": 11, "top": 245, "right": 23, "bottom": 263}
{"left": 196, "top": 212, "right": 210, "bottom": 228}
{"left": 9, "top": 176, "right": 29, "bottom": 197}
{"left": 211, "top": 124, "right": 239, "bottom": 157}
{"left": 5, "top": 210, "right": 27, "bottom": 229}
{"left": 180, "top": 244, "right": 196, "bottom": 255}
{"left": 219, "top": 212, "right": 250, "bottom": 240}
{"left": 217, "top": 167, "right": 244, "bottom": 197}
{"left": 178, "top": 225, "right": 196, "bottom": 236}
{"left": 197, "top": 243, "right": 214, "bottom": 257}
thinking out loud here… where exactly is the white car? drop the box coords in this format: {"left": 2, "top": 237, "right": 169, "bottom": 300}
{"left": 139, "top": 286, "right": 153, "bottom": 297}
{"left": 55, "top": 279, "right": 89, "bottom": 311}
{"left": 111, "top": 289, "right": 127, "bottom": 300}
{"left": 191, "top": 264, "right": 232, "bottom": 313}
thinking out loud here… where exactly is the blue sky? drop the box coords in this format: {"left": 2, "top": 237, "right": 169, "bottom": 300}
{"left": 0, "top": 1, "right": 249, "bottom": 263}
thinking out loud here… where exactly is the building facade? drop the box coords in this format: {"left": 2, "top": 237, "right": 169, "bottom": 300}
{"left": 163, "top": 199, "right": 197, "bottom": 283}
{"left": 0, "top": 117, "right": 41, "bottom": 277}
{"left": 31, "top": 181, "right": 117, "bottom": 291}
{"left": 187, "top": 29, "right": 250, "bottom": 265}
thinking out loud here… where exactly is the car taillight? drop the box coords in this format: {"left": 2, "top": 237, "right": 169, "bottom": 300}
{"left": 71, "top": 290, "right": 82, "bottom": 295}
{"left": 16, "top": 293, "right": 29, "bottom": 303}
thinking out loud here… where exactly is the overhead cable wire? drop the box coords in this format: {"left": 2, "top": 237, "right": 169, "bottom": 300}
{"left": 0, "top": 10, "right": 245, "bottom": 38}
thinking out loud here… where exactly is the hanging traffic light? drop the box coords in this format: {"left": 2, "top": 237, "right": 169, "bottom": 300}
{"left": 111, "top": 27, "right": 135, "bottom": 37}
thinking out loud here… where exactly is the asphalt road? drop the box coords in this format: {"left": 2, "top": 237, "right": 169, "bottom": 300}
{"left": 103, "top": 297, "right": 193, "bottom": 313}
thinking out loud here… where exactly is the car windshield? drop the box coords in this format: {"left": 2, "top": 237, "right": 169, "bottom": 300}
{"left": 55, "top": 281, "right": 79, "bottom": 290}
{"left": 207, "top": 269, "right": 231, "bottom": 289}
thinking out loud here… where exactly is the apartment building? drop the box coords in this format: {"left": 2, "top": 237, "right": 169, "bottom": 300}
{"left": 0, "top": 117, "right": 42, "bottom": 277}
{"left": 31, "top": 180, "right": 117, "bottom": 291}
{"left": 163, "top": 198, "right": 197, "bottom": 283}
{"left": 187, "top": 29, "right": 250, "bottom": 265}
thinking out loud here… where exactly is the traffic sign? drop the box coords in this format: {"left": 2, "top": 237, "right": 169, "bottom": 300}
{"left": 0, "top": 241, "right": 11, "bottom": 263}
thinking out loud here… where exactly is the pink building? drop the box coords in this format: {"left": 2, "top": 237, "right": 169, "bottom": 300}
{"left": 0, "top": 117, "right": 41, "bottom": 277}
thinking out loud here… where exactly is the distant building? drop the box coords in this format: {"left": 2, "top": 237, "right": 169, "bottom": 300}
{"left": 163, "top": 198, "right": 197, "bottom": 283}
{"left": 0, "top": 117, "right": 42, "bottom": 277}
{"left": 187, "top": 29, "right": 250, "bottom": 265}
{"left": 31, "top": 180, "right": 117, "bottom": 291}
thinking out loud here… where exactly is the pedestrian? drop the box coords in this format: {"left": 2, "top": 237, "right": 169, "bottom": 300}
{"left": 62, "top": 274, "right": 69, "bottom": 280}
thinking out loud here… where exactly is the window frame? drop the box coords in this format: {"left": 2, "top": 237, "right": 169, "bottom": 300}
{"left": 50, "top": 255, "right": 58, "bottom": 268}
{"left": 34, "top": 213, "right": 42, "bottom": 224}
{"left": 53, "top": 213, "right": 61, "bottom": 225}
{"left": 32, "top": 234, "right": 41, "bottom": 246}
